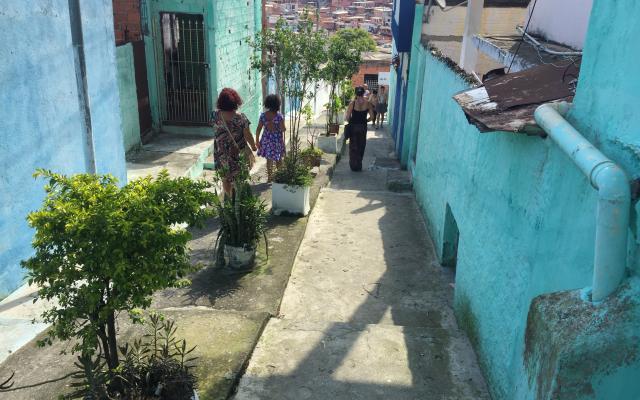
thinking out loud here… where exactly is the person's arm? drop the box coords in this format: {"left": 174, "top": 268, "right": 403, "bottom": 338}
{"left": 279, "top": 118, "right": 287, "bottom": 154}
{"left": 244, "top": 125, "right": 257, "bottom": 151}
{"left": 255, "top": 120, "right": 263, "bottom": 150}
{"left": 345, "top": 101, "right": 354, "bottom": 122}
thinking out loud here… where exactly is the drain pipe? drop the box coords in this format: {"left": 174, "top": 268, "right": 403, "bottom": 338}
{"left": 534, "top": 102, "right": 630, "bottom": 302}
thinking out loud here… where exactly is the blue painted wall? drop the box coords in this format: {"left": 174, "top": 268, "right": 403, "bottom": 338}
{"left": 397, "top": 0, "right": 640, "bottom": 397}
{"left": 391, "top": 0, "right": 415, "bottom": 52}
{"left": 0, "top": 1, "right": 126, "bottom": 299}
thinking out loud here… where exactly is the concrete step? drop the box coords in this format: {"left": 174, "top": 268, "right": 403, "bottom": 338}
{"left": 126, "top": 133, "right": 214, "bottom": 181}
{"left": 234, "top": 317, "right": 489, "bottom": 400}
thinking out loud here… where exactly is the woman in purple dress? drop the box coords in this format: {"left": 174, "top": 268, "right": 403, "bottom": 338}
{"left": 255, "top": 95, "right": 287, "bottom": 182}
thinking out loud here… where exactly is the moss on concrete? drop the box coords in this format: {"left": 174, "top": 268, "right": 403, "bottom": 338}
{"left": 523, "top": 281, "right": 640, "bottom": 399}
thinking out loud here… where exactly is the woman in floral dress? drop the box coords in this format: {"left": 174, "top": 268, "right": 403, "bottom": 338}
{"left": 211, "top": 88, "right": 257, "bottom": 195}
{"left": 255, "top": 95, "right": 287, "bottom": 182}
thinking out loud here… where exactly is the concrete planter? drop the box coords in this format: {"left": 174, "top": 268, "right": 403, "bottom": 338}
{"left": 318, "top": 125, "right": 345, "bottom": 154}
{"left": 224, "top": 245, "right": 256, "bottom": 268}
{"left": 272, "top": 183, "right": 311, "bottom": 216}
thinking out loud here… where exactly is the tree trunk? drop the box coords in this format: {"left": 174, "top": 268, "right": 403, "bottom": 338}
{"left": 97, "top": 326, "right": 113, "bottom": 369}
{"left": 106, "top": 311, "right": 119, "bottom": 371}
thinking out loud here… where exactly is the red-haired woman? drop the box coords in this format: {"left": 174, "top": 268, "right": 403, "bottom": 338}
{"left": 210, "top": 88, "right": 258, "bottom": 195}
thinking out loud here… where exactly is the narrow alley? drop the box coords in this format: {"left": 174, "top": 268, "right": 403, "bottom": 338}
{"left": 234, "top": 127, "right": 489, "bottom": 399}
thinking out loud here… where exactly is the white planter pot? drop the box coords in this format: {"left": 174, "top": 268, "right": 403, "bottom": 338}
{"left": 318, "top": 126, "right": 345, "bottom": 154}
{"left": 272, "top": 183, "right": 311, "bottom": 216}
{"left": 224, "top": 245, "right": 256, "bottom": 268}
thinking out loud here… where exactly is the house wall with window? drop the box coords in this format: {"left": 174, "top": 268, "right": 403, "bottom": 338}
{"left": 525, "top": 0, "right": 594, "bottom": 50}
{"left": 142, "top": 0, "right": 262, "bottom": 135}
{"left": 0, "top": 1, "right": 126, "bottom": 299}
{"left": 394, "top": 0, "right": 640, "bottom": 398}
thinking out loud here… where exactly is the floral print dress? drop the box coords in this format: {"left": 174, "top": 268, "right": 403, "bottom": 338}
{"left": 257, "top": 112, "right": 286, "bottom": 162}
{"left": 210, "top": 110, "right": 250, "bottom": 180}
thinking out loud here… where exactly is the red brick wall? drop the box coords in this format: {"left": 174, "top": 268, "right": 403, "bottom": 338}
{"left": 113, "top": 0, "right": 142, "bottom": 45}
{"left": 352, "top": 61, "right": 390, "bottom": 87}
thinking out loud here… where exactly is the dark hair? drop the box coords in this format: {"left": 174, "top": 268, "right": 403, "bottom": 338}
{"left": 264, "top": 94, "right": 281, "bottom": 112}
{"left": 355, "top": 87, "right": 365, "bottom": 97}
{"left": 372, "top": 89, "right": 378, "bottom": 95}
{"left": 217, "top": 88, "right": 243, "bottom": 111}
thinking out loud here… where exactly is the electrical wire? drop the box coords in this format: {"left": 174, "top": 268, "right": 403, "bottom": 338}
{"left": 516, "top": 26, "right": 582, "bottom": 56}
{"left": 507, "top": 0, "right": 539, "bottom": 73}
{"left": 441, "top": 0, "right": 469, "bottom": 12}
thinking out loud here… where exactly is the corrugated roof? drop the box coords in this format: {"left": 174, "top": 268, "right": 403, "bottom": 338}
{"left": 452, "top": 62, "right": 580, "bottom": 134}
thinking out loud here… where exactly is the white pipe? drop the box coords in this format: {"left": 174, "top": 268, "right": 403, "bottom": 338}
{"left": 535, "top": 102, "right": 630, "bottom": 302}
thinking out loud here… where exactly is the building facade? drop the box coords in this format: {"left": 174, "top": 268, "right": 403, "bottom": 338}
{"left": 0, "top": 1, "right": 127, "bottom": 299}
{"left": 392, "top": 0, "right": 640, "bottom": 398}
{"left": 142, "top": 0, "right": 263, "bottom": 134}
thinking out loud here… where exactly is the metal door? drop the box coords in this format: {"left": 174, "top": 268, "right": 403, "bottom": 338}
{"left": 160, "top": 13, "right": 209, "bottom": 125}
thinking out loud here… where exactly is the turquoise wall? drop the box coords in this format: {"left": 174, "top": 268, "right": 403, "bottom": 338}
{"left": 399, "top": 0, "right": 640, "bottom": 397}
{"left": 116, "top": 43, "right": 142, "bottom": 153}
{"left": 570, "top": 0, "right": 640, "bottom": 277}
{"left": 409, "top": 52, "right": 598, "bottom": 398}
{"left": 143, "top": 0, "right": 262, "bottom": 134}
{"left": 0, "top": 1, "right": 126, "bottom": 299}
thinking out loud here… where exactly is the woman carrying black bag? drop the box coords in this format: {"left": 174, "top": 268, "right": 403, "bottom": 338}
{"left": 344, "top": 86, "right": 375, "bottom": 171}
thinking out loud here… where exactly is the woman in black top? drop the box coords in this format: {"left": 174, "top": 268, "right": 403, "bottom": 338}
{"left": 345, "top": 86, "right": 375, "bottom": 171}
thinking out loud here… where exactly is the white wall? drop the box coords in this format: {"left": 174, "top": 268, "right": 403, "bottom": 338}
{"left": 526, "top": 0, "right": 593, "bottom": 50}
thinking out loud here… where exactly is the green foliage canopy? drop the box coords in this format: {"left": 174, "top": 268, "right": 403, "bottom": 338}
{"left": 22, "top": 169, "right": 215, "bottom": 369}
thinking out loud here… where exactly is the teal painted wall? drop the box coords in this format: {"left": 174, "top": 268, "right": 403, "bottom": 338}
{"left": 0, "top": 1, "right": 126, "bottom": 299}
{"left": 410, "top": 53, "right": 599, "bottom": 398}
{"left": 400, "top": 0, "right": 640, "bottom": 397}
{"left": 143, "top": 0, "right": 262, "bottom": 134}
{"left": 570, "top": 0, "right": 640, "bottom": 277}
{"left": 116, "top": 43, "right": 142, "bottom": 153}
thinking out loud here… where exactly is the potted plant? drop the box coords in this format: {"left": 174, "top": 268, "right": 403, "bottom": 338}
{"left": 325, "top": 95, "right": 343, "bottom": 135}
{"left": 321, "top": 28, "right": 376, "bottom": 137}
{"left": 272, "top": 152, "right": 314, "bottom": 216}
{"left": 300, "top": 104, "right": 324, "bottom": 168}
{"left": 213, "top": 160, "right": 268, "bottom": 269}
{"left": 22, "top": 169, "right": 214, "bottom": 398}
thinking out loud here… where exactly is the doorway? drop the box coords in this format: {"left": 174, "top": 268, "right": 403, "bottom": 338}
{"left": 160, "top": 12, "right": 209, "bottom": 125}
{"left": 442, "top": 203, "right": 460, "bottom": 270}
{"left": 364, "top": 74, "right": 379, "bottom": 91}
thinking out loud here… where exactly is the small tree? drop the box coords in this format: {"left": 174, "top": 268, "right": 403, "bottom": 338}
{"left": 22, "top": 169, "right": 215, "bottom": 371}
{"left": 322, "top": 28, "right": 376, "bottom": 134}
{"left": 249, "top": 14, "right": 327, "bottom": 185}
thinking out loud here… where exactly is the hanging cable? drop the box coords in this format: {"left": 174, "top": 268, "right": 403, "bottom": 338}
{"left": 441, "top": 0, "right": 469, "bottom": 12}
{"left": 516, "top": 26, "right": 583, "bottom": 56}
{"left": 507, "top": 0, "right": 539, "bottom": 73}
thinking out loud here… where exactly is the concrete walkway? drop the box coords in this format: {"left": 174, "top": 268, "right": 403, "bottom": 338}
{"left": 234, "top": 127, "right": 489, "bottom": 399}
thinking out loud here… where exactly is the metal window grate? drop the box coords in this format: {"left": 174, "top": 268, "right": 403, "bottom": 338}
{"left": 160, "top": 13, "right": 209, "bottom": 125}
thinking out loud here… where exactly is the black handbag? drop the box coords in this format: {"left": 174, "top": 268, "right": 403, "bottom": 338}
{"left": 344, "top": 122, "right": 352, "bottom": 140}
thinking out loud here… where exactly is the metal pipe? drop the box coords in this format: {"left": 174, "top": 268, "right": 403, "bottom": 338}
{"left": 534, "top": 102, "right": 630, "bottom": 302}
{"left": 425, "top": 0, "right": 434, "bottom": 23}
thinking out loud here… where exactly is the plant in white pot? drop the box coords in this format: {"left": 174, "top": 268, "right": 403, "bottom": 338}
{"left": 249, "top": 14, "right": 325, "bottom": 216}
{"left": 272, "top": 151, "right": 314, "bottom": 216}
{"left": 214, "top": 161, "right": 268, "bottom": 269}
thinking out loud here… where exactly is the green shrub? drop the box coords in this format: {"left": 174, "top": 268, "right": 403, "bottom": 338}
{"left": 22, "top": 169, "right": 215, "bottom": 373}
{"left": 213, "top": 159, "right": 268, "bottom": 263}
{"left": 273, "top": 153, "right": 313, "bottom": 187}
